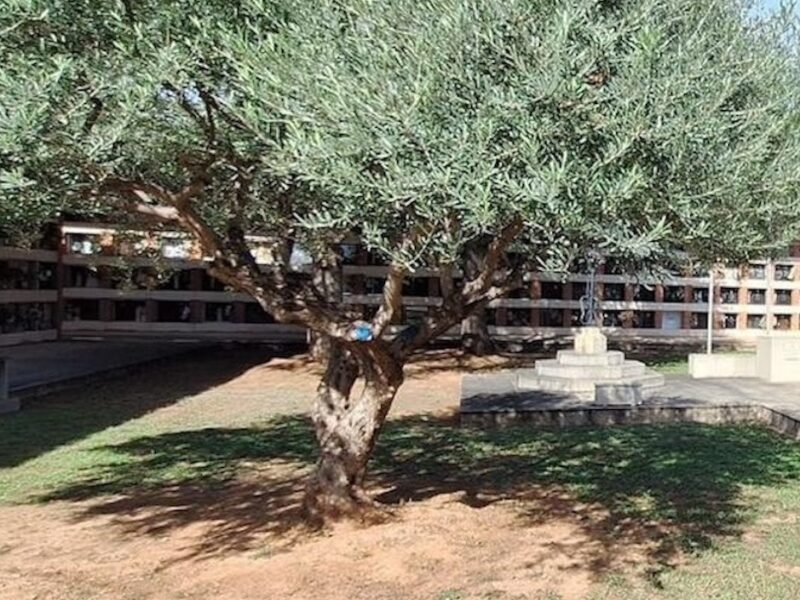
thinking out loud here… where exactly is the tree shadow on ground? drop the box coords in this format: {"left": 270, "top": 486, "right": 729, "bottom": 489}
{"left": 42, "top": 415, "right": 800, "bottom": 579}
{"left": 403, "top": 348, "right": 538, "bottom": 378}
{"left": 0, "top": 346, "right": 283, "bottom": 469}
{"left": 217, "top": 347, "right": 536, "bottom": 380}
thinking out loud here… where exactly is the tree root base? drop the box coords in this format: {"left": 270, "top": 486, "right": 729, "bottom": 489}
{"left": 303, "top": 486, "right": 394, "bottom": 527}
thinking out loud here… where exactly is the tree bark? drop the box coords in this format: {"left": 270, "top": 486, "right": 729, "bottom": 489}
{"left": 461, "top": 310, "right": 494, "bottom": 356}
{"left": 304, "top": 341, "right": 404, "bottom": 522}
{"left": 308, "top": 246, "right": 344, "bottom": 365}
{"left": 460, "top": 242, "right": 495, "bottom": 356}
{"left": 308, "top": 331, "right": 333, "bottom": 363}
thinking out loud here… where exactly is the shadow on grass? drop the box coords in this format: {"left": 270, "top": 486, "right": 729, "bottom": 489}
{"left": 0, "top": 346, "right": 282, "bottom": 469}
{"left": 633, "top": 352, "right": 689, "bottom": 374}
{"left": 402, "top": 349, "right": 536, "bottom": 378}
{"left": 42, "top": 415, "right": 800, "bottom": 577}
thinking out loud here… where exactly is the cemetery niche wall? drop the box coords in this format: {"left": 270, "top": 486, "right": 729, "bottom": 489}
{"left": 2, "top": 224, "right": 800, "bottom": 348}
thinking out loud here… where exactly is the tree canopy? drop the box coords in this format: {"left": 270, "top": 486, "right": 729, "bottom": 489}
{"left": 3, "top": 0, "right": 800, "bottom": 267}
{"left": 4, "top": 0, "right": 800, "bottom": 517}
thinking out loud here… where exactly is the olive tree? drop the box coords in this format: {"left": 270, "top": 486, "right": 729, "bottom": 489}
{"left": 3, "top": 0, "right": 800, "bottom": 520}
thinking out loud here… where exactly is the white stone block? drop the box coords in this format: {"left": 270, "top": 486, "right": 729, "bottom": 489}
{"left": 756, "top": 336, "right": 800, "bottom": 383}
{"left": 556, "top": 350, "right": 624, "bottom": 366}
{"left": 688, "top": 353, "right": 757, "bottom": 379}
{"left": 574, "top": 327, "right": 607, "bottom": 354}
{"left": 595, "top": 383, "right": 642, "bottom": 406}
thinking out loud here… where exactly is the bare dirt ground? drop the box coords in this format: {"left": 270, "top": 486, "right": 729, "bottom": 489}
{"left": 1, "top": 491, "right": 646, "bottom": 600}
{"left": 0, "top": 349, "right": 656, "bottom": 600}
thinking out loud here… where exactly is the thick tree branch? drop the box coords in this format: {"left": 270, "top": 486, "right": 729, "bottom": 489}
{"left": 124, "top": 202, "right": 180, "bottom": 222}
{"left": 461, "top": 217, "right": 524, "bottom": 301}
{"left": 82, "top": 96, "right": 103, "bottom": 135}
{"left": 369, "top": 223, "right": 437, "bottom": 336}
{"left": 370, "top": 263, "right": 405, "bottom": 336}
{"left": 102, "top": 175, "right": 357, "bottom": 339}
{"left": 481, "top": 271, "right": 526, "bottom": 303}
{"left": 121, "top": 0, "right": 136, "bottom": 25}
{"left": 163, "top": 82, "right": 216, "bottom": 143}
{"left": 438, "top": 263, "right": 456, "bottom": 299}
{"left": 197, "top": 87, "right": 272, "bottom": 143}
{"left": 396, "top": 219, "right": 526, "bottom": 356}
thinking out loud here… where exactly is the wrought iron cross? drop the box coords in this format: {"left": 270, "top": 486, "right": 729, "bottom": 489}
{"left": 579, "top": 249, "right": 603, "bottom": 327}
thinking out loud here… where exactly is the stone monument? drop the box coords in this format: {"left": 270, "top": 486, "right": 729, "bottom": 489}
{"left": 517, "top": 327, "right": 665, "bottom": 404}
{"left": 517, "top": 251, "right": 664, "bottom": 405}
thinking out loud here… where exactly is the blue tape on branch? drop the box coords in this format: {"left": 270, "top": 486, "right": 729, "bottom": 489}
{"left": 353, "top": 324, "right": 374, "bottom": 342}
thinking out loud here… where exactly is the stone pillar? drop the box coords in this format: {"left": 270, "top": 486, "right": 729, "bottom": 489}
{"left": 55, "top": 229, "right": 67, "bottom": 340}
{"left": 189, "top": 301, "right": 204, "bottom": 323}
{"left": 99, "top": 299, "right": 114, "bottom": 322}
{"left": 26, "top": 260, "right": 39, "bottom": 290}
{"left": 622, "top": 283, "right": 636, "bottom": 329}
{"left": 530, "top": 279, "right": 541, "bottom": 328}
{"left": 496, "top": 306, "right": 508, "bottom": 327}
{"left": 681, "top": 285, "right": 693, "bottom": 329}
{"left": 562, "top": 281, "right": 573, "bottom": 329}
{"left": 792, "top": 268, "right": 800, "bottom": 330}
{"left": 145, "top": 299, "right": 159, "bottom": 323}
{"left": 792, "top": 288, "right": 800, "bottom": 331}
{"left": 428, "top": 276, "right": 440, "bottom": 297}
{"left": 709, "top": 277, "right": 719, "bottom": 329}
{"left": 654, "top": 284, "right": 664, "bottom": 329}
{"left": 0, "top": 358, "right": 18, "bottom": 414}
{"left": 624, "top": 283, "right": 635, "bottom": 302}
{"left": 232, "top": 302, "right": 247, "bottom": 323}
{"left": 737, "top": 286, "right": 749, "bottom": 329}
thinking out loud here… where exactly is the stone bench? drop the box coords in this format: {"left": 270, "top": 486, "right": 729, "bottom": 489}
{"left": 0, "top": 357, "right": 18, "bottom": 414}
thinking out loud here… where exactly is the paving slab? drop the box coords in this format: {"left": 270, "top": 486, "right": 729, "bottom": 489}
{"left": 461, "top": 371, "right": 800, "bottom": 436}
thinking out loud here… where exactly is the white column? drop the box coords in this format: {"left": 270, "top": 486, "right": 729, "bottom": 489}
{"left": 706, "top": 269, "right": 714, "bottom": 354}
{"left": 766, "top": 259, "right": 774, "bottom": 334}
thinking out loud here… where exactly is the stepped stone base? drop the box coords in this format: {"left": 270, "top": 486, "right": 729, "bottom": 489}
{"left": 516, "top": 328, "right": 665, "bottom": 405}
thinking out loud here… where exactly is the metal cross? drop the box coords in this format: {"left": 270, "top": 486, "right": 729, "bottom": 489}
{"left": 579, "top": 249, "right": 603, "bottom": 327}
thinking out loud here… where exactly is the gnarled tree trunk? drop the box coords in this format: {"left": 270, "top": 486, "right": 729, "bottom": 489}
{"left": 461, "top": 310, "right": 493, "bottom": 356}
{"left": 305, "top": 340, "right": 404, "bottom": 522}
{"left": 461, "top": 241, "right": 495, "bottom": 356}
{"left": 308, "top": 331, "right": 334, "bottom": 363}
{"left": 308, "top": 246, "right": 344, "bottom": 364}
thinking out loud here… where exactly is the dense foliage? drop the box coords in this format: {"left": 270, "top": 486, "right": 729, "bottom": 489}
{"left": 5, "top": 0, "right": 800, "bottom": 519}
{"left": 2, "top": 0, "right": 799, "bottom": 267}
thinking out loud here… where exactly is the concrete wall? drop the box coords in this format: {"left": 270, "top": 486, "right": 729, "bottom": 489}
{"left": 688, "top": 353, "right": 757, "bottom": 378}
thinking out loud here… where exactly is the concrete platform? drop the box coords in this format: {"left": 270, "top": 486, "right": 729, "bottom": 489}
{"left": 460, "top": 372, "right": 800, "bottom": 439}
{"left": 515, "top": 328, "right": 666, "bottom": 404}
{"left": 5, "top": 340, "right": 206, "bottom": 403}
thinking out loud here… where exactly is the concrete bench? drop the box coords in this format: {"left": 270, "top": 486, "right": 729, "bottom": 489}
{"left": 0, "top": 357, "right": 19, "bottom": 414}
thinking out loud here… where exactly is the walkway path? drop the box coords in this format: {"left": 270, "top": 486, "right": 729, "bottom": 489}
{"left": 5, "top": 340, "right": 206, "bottom": 398}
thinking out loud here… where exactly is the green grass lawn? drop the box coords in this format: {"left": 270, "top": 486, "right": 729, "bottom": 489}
{"left": 644, "top": 354, "right": 689, "bottom": 374}
{"left": 642, "top": 350, "right": 757, "bottom": 376}
{"left": 3, "top": 375, "right": 800, "bottom": 598}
